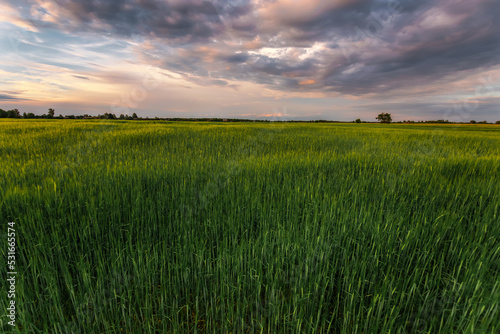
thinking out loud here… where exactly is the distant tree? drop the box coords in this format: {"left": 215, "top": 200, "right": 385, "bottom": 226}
{"left": 7, "top": 109, "right": 20, "bottom": 118}
{"left": 48, "top": 108, "right": 55, "bottom": 118}
{"left": 496, "top": 121, "right": 500, "bottom": 124}
{"left": 23, "top": 112, "right": 27, "bottom": 118}
{"left": 119, "top": 114, "right": 125, "bottom": 120}
{"left": 470, "top": 120, "right": 476, "bottom": 124}
{"left": 478, "top": 120, "right": 487, "bottom": 124}
{"left": 132, "top": 112, "right": 138, "bottom": 119}
{"left": 0, "top": 109, "right": 6, "bottom": 118}
{"left": 376, "top": 113, "right": 392, "bottom": 124}
{"left": 355, "top": 118, "right": 362, "bottom": 123}
{"left": 26, "top": 112, "right": 36, "bottom": 119}
{"left": 98, "top": 113, "right": 116, "bottom": 119}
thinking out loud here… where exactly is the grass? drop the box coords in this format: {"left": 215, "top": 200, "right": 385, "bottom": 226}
{"left": 1, "top": 119, "right": 499, "bottom": 333}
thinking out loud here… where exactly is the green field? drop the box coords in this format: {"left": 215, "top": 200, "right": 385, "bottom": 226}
{"left": 1, "top": 119, "right": 499, "bottom": 333}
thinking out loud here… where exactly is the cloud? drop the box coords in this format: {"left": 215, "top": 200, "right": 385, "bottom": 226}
{"left": 0, "top": 2, "right": 38, "bottom": 31}
{"left": 130, "top": 0, "right": 500, "bottom": 96}
{"left": 24, "top": 0, "right": 230, "bottom": 43}
{"left": 3, "top": 0, "right": 500, "bottom": 99}
{"left": 0, "top": 93, "right": 30, "bottom": 101}
{"left": 319, "top": 0, "right": 500, "bottom": 95}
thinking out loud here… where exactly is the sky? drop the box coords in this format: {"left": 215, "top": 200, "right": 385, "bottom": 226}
{"left": 0, "top": 0, "right": 499, "bottom": 121}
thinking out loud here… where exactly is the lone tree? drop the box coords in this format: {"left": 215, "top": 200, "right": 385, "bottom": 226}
{"left": 376, "top": 113, "right": 392, "bottom": 124}
{"left": 355, "top": 118, "right": 362, "bottom": 123}
{"left": 48, "top": 108, "right": 55, "bottom": 118}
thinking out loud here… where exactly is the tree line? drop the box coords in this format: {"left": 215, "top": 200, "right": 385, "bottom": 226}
{"left": 0, "top": 108, "right": 139, "bottom": 120}
{"left": 1, "top": 108, "right": 499, "bottom": 124}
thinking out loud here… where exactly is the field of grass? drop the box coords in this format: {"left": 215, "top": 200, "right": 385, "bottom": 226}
{"left": 1, "top": 119, "right": 499, "bottom": 333}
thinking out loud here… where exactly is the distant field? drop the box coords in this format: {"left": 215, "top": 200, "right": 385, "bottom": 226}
{"left": 1, "top": 119, "right": 499, "bottom": 333}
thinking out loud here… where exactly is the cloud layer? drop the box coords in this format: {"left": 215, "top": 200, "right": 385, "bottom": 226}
{"left": 12, "top": 0, "right": 499, "bottom": 95}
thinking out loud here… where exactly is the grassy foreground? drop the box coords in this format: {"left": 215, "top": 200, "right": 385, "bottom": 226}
{"left": 1, "top": 119, "right": 499, "bottom": 333}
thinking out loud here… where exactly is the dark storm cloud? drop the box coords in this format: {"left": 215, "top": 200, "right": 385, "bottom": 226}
{"left": 10, "top": 0, "right": 500, "bottom": 95}
{"left": 319, "top": 0, "right": 500, "bottom": 95}
{"left": 26, "top": 0, "right": 232, "bottom": 43}
{"left": 248, "top": 0, "right": 435, "bottom": 45}
{"left": 0, "top": 93, "right": 29, "bottom": 101}
{"left": 225, "top": 53, "right": 249, "bottom": 63}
